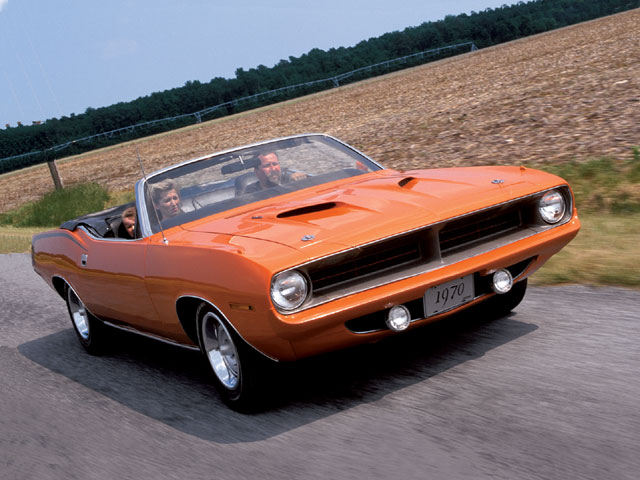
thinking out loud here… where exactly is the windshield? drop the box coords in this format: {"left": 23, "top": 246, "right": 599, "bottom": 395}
{"left": 141, "top": 134, "right": 382, "bottom": 234}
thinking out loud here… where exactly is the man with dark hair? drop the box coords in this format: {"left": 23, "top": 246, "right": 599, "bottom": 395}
{"left": 245, "top": 152, "right": 306, "bottom": 193}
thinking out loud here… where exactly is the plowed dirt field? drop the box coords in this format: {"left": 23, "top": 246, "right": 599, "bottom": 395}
{"left": 1, "top": 9, "right": 638, "bottom": 213}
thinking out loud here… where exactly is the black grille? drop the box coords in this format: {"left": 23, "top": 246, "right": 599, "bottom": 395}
{"left": 302, "top": 201, "right": 530, "bottom": 296}
{"left": 309, "top": 234, "right": 423, "bottom": 292}
{"left": 439, "top": 208, "right": 521, "bottom": 253}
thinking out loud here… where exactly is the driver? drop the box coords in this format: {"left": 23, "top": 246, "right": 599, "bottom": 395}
{"left": 245, "top": 152, "right": 307, "bottom": 193}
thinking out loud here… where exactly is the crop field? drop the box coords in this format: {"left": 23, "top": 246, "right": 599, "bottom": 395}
{"left": 0, "top": 8, "right": 638, "bottom": 214}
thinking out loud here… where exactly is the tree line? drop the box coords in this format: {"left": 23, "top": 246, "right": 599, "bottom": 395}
{"left": 1, "top": 0, "right": 637, "bottom": 174}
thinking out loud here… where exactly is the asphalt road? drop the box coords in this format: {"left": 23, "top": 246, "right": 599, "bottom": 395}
{"left": 1, "top": 253, "right": 638, "bottom": 480}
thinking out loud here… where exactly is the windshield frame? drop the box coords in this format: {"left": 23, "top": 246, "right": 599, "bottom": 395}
{"left": 134, "top": 133, "right": 384, "bottom": 239}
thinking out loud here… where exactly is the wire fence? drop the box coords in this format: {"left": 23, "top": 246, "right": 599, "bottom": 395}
{"left": 0, "top": 42, "right": 477, "bottom": 175}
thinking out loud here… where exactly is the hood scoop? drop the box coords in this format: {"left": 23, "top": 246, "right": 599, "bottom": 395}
{"left": 398, "top": 176, "right": 417, "bottom": 188}
{"left": 276, "top": 202, "right": 337, "bottom": 219}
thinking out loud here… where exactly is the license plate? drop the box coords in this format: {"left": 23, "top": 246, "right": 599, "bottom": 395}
{"left": 424, "top": 275, "right": 475, "bottom": 317}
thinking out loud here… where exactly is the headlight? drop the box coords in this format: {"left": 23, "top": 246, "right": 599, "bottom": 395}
{"left": 538, "top": 189, "right": 566, "bottom": 224}
{"left": 271, "top": 270, "right": 308, "bottom": 311}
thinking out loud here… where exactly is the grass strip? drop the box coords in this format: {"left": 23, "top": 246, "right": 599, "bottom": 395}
{"left": 0, "top": 183, "right": 109, "bottom": 228}
{"left": 530, "top": 213, "right": 640, "bottom": 288}
{"left": 0, "top": 226, "right": 47, "bottom": 254}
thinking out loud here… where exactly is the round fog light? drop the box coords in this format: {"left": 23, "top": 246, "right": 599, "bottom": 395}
{"left": 386, "top": 305, "right": 411, "bottom": 332}
{"left": 492, "top": 269, "right": 513, "bottom": 294}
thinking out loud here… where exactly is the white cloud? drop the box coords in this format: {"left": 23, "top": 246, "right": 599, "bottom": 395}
{"left": 0, "top": 0, "right": 8, "bottom": 13}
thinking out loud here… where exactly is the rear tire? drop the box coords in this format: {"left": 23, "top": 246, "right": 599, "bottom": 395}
{"left": 196, "top": 303, "right": 267, "bottom": 412}
{"left": 65, "top": 284, "right": 107, "bottom": 355}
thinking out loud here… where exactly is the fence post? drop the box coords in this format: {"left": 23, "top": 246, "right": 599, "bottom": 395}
{"left": 47, "top": 158, "right": 64, "bottom": 190}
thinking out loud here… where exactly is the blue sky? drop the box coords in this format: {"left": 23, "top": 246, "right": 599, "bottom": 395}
{"left": 0, "top": 0, "right": 519, "bottom": 128}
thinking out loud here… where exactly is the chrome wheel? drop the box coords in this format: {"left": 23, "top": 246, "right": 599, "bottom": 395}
{"left": 64, "top": 283, "right": 106, "bottom": 355}
{"left": 201, "top": 311, "right": 240, "bottom": 390}
{"left": 197, "top": 303, "right": 269, "bottom": 410}
{"left": 67, "top": 287, "right": 90, "bottom": 340}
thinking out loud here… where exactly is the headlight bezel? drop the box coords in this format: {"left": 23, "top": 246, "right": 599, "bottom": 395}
{"left": 538, "top": 188, "right": 567, "bottom": 224}
{"left": 270, "top": 270, "right": 310, "bottom": 312}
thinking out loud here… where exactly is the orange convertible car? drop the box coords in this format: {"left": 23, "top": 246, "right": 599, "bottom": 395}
{"left": 32, "top": 134, "right": 580, "bottom": 409}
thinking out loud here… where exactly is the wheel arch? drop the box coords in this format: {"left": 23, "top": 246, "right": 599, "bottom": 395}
{"left": 175, "top": 295, "right": 206, "bottom": 345}
{"left": 175, "top": 295, "right": 278, "bottom": 362}
{"left": 51, "top": 275, "right": 68, "bottom": 300}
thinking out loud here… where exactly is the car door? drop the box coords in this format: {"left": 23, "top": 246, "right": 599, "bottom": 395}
{"left": 69, "top": 232, "right": 161, "bottom": 334}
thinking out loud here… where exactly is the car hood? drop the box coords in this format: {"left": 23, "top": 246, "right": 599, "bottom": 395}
{"left": 183, "top": 167, "right": 554, "bottom": 254}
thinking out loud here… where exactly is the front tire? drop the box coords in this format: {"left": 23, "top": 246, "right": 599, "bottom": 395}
{"left": 196, "top": 303, "right": 266, "bottom": 411}
{"left": 65, "top": 284, "right": 107, "bottom": 355}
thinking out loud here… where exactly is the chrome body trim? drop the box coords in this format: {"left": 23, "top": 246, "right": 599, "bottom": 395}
{"left": 76, "top": 225, "right": 146, "bottom": 243}
{"left": 101, "top": 321, "right": 201, "bottom": 351}
{"left": 135, "top": 180, "right": 153, "bottom": 239}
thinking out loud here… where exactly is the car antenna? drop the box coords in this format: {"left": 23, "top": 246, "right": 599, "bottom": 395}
{"left": 136, "top": 146, "right": 168, "bottom": 245}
